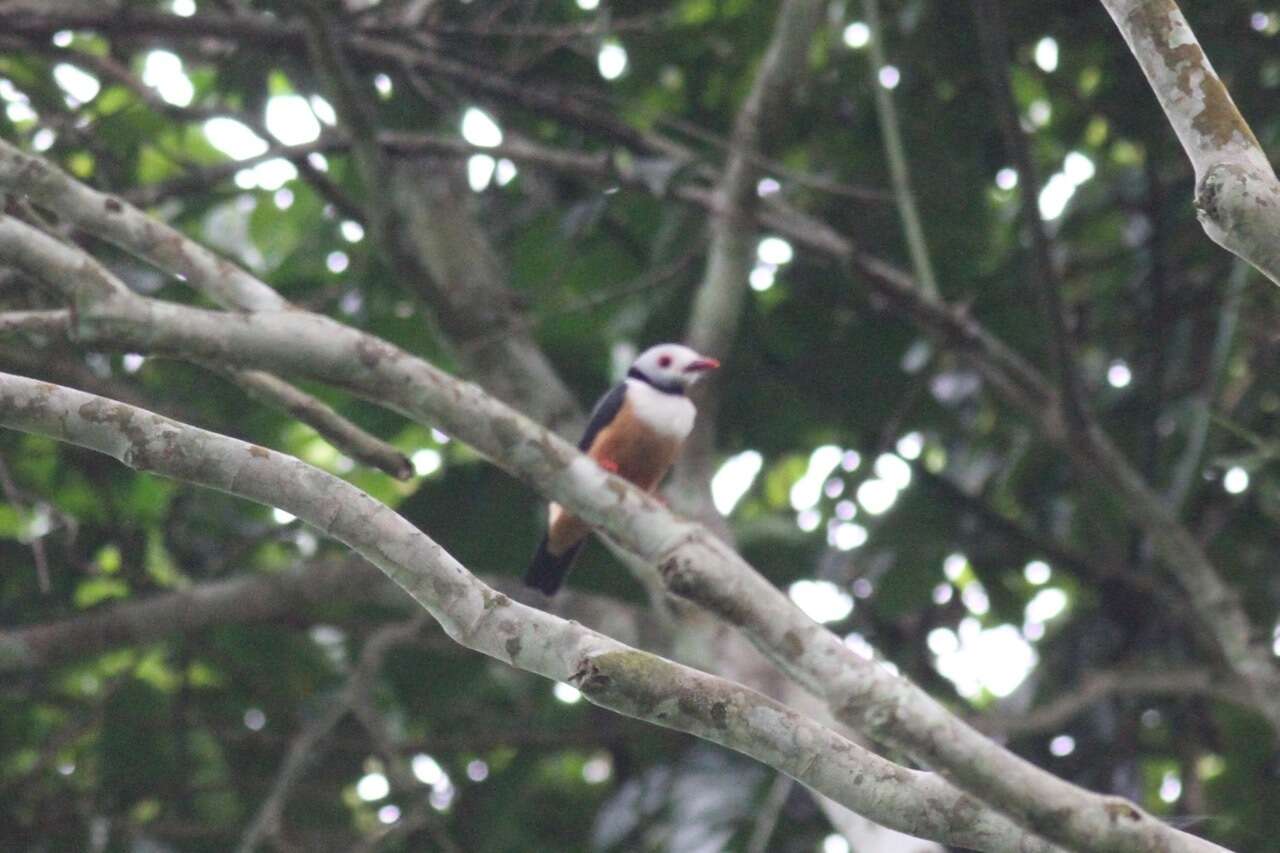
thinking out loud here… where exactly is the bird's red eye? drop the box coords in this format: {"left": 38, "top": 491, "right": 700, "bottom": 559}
{"left": 658, "top": 355, "right": 672, "bottom": 368}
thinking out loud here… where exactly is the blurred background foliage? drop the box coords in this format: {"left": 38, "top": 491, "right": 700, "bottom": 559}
{"left": 1, "top": 0, "right": 1279, "bottom": 850}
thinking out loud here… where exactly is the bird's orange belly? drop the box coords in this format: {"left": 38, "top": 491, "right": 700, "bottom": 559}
{"left": 546, "top": 408, "right": 683, "bottom": 555}
{"left": 590, "top": 406, "right": 681, "bottom": 491}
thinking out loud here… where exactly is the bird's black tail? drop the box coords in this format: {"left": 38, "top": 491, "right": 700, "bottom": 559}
{"left": 524, "top": 536, "right": 584, "bottom": 596}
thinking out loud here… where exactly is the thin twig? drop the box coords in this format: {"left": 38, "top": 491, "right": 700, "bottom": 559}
{"left": 970, "top": 0, "right": 1088, "bottom": 433}
{"left": 0, "top": 309, "right": 70, "bottom": 337}
{"left": 862, "top": 0, "right": 939, "bottom": 297}
{"left": 462, "top": 244, "right": 702, "bottom": 352}
{"left": 0, "top": 455, "right": 50, "bottom": 592}
{"left": 297, "top": 0, "right": 391, "bottom": 234}
{"left": 218, "top": 367, "right": 413, "bottom": 480}
{"left": 973, "top": 666, "right": 1247, "bottom": 737}
{"left": 236, "top": 619, "right": 426, "bottom": 853}
{"left": 420, "top": 11, "right": 675, "bottom": 39}
{"left": 745, "top": 773, "right": 795, "bottom": 853}
{"left": 1166, "top": 262, "right": 1247, "bottom": 511}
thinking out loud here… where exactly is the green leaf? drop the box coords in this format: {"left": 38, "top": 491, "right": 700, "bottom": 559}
{"left": 73, "top": 576, "right": 129, "bottom": 609}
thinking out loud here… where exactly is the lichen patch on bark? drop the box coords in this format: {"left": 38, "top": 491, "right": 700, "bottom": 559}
{"left": 1127, "top": 2, "right": 1259, "bottom": 151}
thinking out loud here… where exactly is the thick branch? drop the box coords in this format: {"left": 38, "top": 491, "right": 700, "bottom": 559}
{"left": 1098, "top": 0, "right": 1280, "bottom": 284}
{"left": 0, "top": 218, "right": 1222, "bottom": 852}
{"left": 0, "top": 373, "right": 1054, "bottom": 853}
{"left": 0, "top": 142, "right": 285, "bottom": 311}
{"left": 0, "top": 142, "right": 413, "bottom": 478}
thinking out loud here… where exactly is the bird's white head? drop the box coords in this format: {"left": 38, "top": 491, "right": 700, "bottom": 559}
{"left": 628, "top": 343, "right": 720, "bottom": 394}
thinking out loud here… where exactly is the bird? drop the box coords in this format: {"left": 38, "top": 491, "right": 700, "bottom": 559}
{"left": 524, "top": 343, "right": 720, "bottom": 595}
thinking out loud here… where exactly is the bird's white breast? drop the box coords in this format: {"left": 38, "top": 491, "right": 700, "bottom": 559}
{"left": 624, "top": 378, "right": 696, "bottom": 440}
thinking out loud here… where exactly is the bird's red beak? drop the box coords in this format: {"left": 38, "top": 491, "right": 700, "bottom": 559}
{"left": 685, "top": 357, "right": 721, "bottom": 373}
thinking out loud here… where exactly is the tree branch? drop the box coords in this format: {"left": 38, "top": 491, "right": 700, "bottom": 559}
{"left": 297, "top": 0, "right": 398, "bottom": 255}
{"left": 971, "top": 0, "right": 1087, "bottom": 431}
{"left": 0, "top": 558, "right": 375, "bottom": 673}
{"left": 862, "top": 0, "right": 939, "bottom": 298}
{"left": 676, "top": 0, "right": 824, "bottom": 519}
{"left": 237, "top": 617, "right": 426, "bottom": 853}
{"left": 0, "top": 214, "right": 1225, "bottom": 852}
{"left": 0, "top": 308, "right": 70, "bottom": 337}
{"left": 0, "top": 373, "right": 1058, "bottom": 853}
{"left": 214, "top": 367, "right": 412, "bottom": 480}
{"left": 0, "top": 555, "right": 660, "bottom": 675}
{"left": 664, "top": 12, "right": 944, "bottom": 848}
{"left": 1166, "top": 261, "right": 1247, "bottom": 511}
{"left": 744, "top": 773, "right": 796, "bottom": 853}
{"left": 1098, "top": 0, "right": 1280, "bottom": 284}
{"left": 973, "top": 666, "right": 1248, "bottom": 738}
{"left": 0, "top": 141, "right": 414, "bottom": 479}
{"left": 685, "top": 0, "right": 824, "bottom": 361}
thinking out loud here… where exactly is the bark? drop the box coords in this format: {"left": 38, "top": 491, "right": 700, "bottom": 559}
{"left": 0, "top": 372, "right": 1056, "bottom": 853}
{"left": 0, "top": 144, "right": 411, "bottom": 478}
{"left": 0, "top": 213, "right": 1226, "bottom": 852}
{"left": 1099, "top": 0, "right": 1280, "bottom": 284}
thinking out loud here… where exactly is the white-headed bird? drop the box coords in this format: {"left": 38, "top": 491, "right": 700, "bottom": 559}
{"left": 524, "top": 343, "right": 720, "bottom": 594}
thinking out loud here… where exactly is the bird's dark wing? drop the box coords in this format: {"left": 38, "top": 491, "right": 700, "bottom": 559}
{"left": 525, "top": 383, "right": 626, "bottom": 596}
{"left": 577, "top": 383, "right": 628, "bottom": 452}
